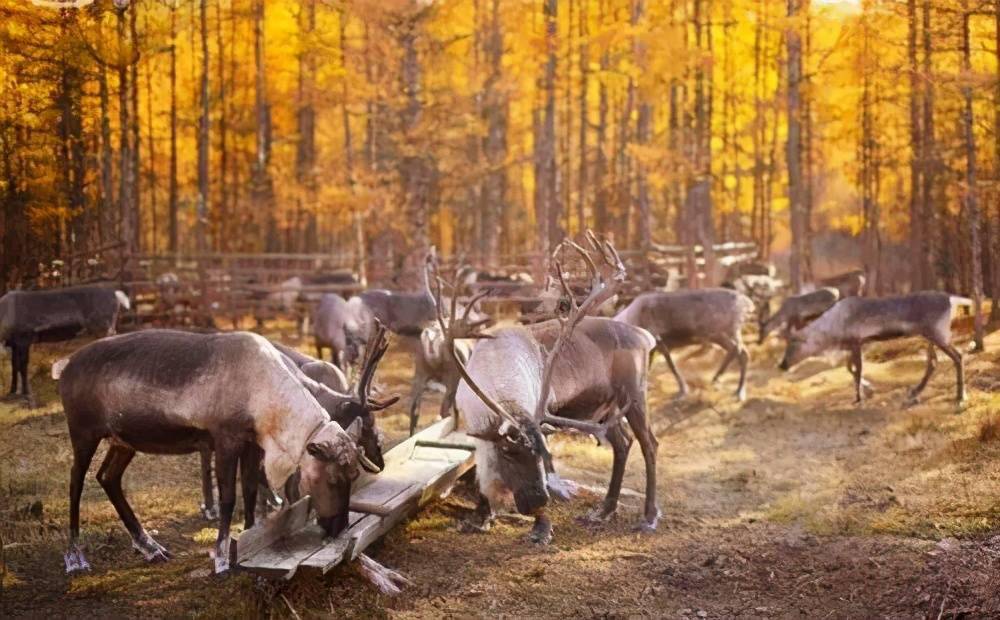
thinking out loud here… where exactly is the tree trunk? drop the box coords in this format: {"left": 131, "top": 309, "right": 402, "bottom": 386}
{"left": 196, "top": 0, "right": 210, "bottom": 254}
{"left": 920, "top": 0, "right": 936, "bottom": 287}
{"left": 786, "top": 0, "right": 805, "bottom": 293}
{"left": 130, "top": 7, "right": 141, "bottom": 252}
{"left": 541, "top": 0, "right": 559, "bottom": 253}
{"left": 633, "top": 0, "right": 652, "bottom": 257}
{"left": 576, "top": 0, "right": 588, "bottom": 235}
{"left": 481, "top": 0, "right": 506, "bottom": 269}
{"left": 116, "top": 7, "right": 136, "bottom": 256}
{"left": 961, "top": 3, "right": 983, "bottom": 350}
{"left": 297, "top": 0, "right": 317, "bottom": 253}
{"left": 907, "top": 0, "right": 923, "bottom": 292}
{"left": 252, "top": 0, "right": 276, "bottom": 252}
{"left": 216, "top": 0, "right": 229, "bottom": 251}
{"left": 169, "top": 2, "right": 179, "bottom": 253}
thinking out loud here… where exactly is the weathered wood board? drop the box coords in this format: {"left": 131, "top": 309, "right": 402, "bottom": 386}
{"left": 233, "top": 416, "right": 475, "bottom": 579}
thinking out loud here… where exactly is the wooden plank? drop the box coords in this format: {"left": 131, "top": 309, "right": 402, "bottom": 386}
{"left": 232, "top": 495, "right": 312, "bottom": 564}
{"left": 349, "top": 478, "right": 414, "bottom": 514}
{"left": 411, "top": 444, "right": 473, "bottom": 463}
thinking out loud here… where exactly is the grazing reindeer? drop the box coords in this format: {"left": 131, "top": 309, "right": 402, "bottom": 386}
{"left": 615, "top": 288, "right": 755, "bottom": 401}
{"left": 779, "top": 292, "right": 971, "bottom": 404}
{"left": 312, "top": 293, "right": 374, "bottom": 371}
{"left": 723, "top": 261, "right": 782, "bottom": 337}
{"left": 435, "top": 233, "right": 659, "bottom": 543}
{"left": 55, "top": 329, "right": 383, "bottom": 574}
{"left": 759, "top": 287, "right": 840, "bottom": 344}
{"left": 1, "top": 285, "right": 130, "bottom": 404}
{"left": 193, "top": 331, "right": 397, "bottom": 520}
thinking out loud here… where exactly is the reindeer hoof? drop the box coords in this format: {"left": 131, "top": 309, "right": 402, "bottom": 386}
{"left": 457, "top": 518, "right": 493, "bottom": 534}
{"left": 133, "top": 533, "right": 172, "bottom": 563}
{"left": 214, "top": 556, "right": 231, "bottom": 575}
{"left": 578, "top": 506, "right": 616, "bottom": 525}
{"left": 527, "top": 525, "right": 553, "bottom": 545}
{"left": 200, "top": 505, "right": 219, "bottom": 521}
{"left": 64, "top": 546, "right": 92, "bottom": 574}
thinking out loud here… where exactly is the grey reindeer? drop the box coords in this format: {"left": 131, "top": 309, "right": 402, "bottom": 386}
{"left": 614, "top": 288, "right": 755, "bottom": 401}
{"left": 1, "top": 285, "right": 130, "bottom": 405}
{"left": 779, "top": 291, "right": 972, "bottom": 404}
{"left": 434, "top": 233, "right": 659, "bottom": 544}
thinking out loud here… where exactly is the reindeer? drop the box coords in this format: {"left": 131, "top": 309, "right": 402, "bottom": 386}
{"left": 434, "top": 233, "right": 659, "bottom": 544}
{"left": 55, "top": 329, "right": 383, "bottom": 575}
{"left": 615, "top": 288, "right": 755, "bottom": 401}
{"left": 758, "top": 287, "right": 840, "bottom": 344}
{"left": 1, "top": 285, "right": 130, "bottom": 405}
{"left": 312, "top": 293, "right": 374, "bottom": 371}
{"left": 779, "top": 292, "right": 971, "bottom": 404}
{"left": 193, "top": 330, "right": 397, "bottom": 520}
{"left": 406, "top": 303, "right": 485, "bottom": 436}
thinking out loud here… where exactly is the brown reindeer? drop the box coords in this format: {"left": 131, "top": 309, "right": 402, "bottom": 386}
{"left": 55, "top": 329, "right": 381, "bottom": 574}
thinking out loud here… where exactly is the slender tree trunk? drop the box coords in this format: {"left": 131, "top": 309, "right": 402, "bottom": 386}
{"left": 130, "top": 7, "right": 141, "bottom": 252}
{"left": 786, "top": 0, "right": 805, "bottom": 292}
{"left": 98, "top": 50, "right": 113, "bottom": 246}
{"left": 216, "top": 0, "right": 229, "bottom": 252}
{"left": 960, "top": 3, "right": 983, "bottom": 350}
{"left": 399, "top": 8, "right": 433, "bottom": 271}
{"left": 196, "top": 0, "right": 210, "bottom": 254}
{"left": 594, "top": 11, "right": 609, "bottom": 237}
{"left": 907, "top": 0, "right": 923, "bottom": 292}
{"left": 252, "top": 0, "right": 276, "bottom": 252}
{"left": 116, "top": 7, "right": 136, "bottom": 256}
{"left": 297, "top": 0, "right": 317, "bottom": 253}
{"left": 920, "top": 0, "right": 936, "bottom": 287}
{"left": 145, "top": 15, "right": 157, "bottom": 254}
{"left": 633, "top": 0, "right": 652, "bottom": 257}
{"left": 541, "top": 0, "right": 559, "bottom": 252}
{"left": 577, "top": 0, "right": 589, "bottom": 234}
{"left": 169, "top": 3, "right": 179, "bottom": 253}
{"left": 481, "top": 0, "right": 506, "bottom": 268}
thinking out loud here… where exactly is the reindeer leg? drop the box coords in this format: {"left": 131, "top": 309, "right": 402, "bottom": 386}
{"left": 97, "top": 445, "right": 171, "bottom": 563}
{"left": 580, "top": 422, "right": 631, "bottom": 524}
{"left": 710, "top": 347, "right": 736, "bottom": 384}
{"left": 933, "top": 338, "right": 965, "bottom": 403}
{"left": 315, "top": 343, "right": 324, "bottom": 361}
{"left": 239, "top": 443, "right": 262, "bottom": 530}
{"left": 735, "top": 339, "right": 750, "bottom": 402}
{"left": 439, "top": 375, "right": 458, "bottom": 421}
{"left": 458, "top": 492, "right": 496, "bottom": 533}
{"left": 5, "top": 341, "right": 18, "bottom": 397}
{"left": 527, "top": 510, "right": 553, "bottom": 545}
{"left": 657, "top": 340, "right": 689, "bottom": 399}
{"left": 65, "top": 434, "right": 100, "bottom": 573}
{"left": 846, "top": 355, "right": 874, "bottom": 397}
{"left": 408, "top": 370, "right": 428, "bottom": 436}
{"left": 623, "top": 399, "right": 660, "bottom": 531}
{"left": 213, "top": 444, "right": 240, "bottom": 574}
{"left": 16, "top": 339, "right": 34, "bottom": 406}
{"left": 199, "top": 448, "right": 218, "bottom": 520}
{"left": 907, "top": 344, "right": 938, "bottom": 403}
{"left": 850, "top": 344, "right": 866, "bottom": 404}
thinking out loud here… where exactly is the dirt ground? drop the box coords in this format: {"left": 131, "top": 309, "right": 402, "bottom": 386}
{"left": 3, "top": 320, "right": 1000, "bottom": 619}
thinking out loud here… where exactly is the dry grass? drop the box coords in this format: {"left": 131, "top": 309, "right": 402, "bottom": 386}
{"left": 3, "top": 323, "right": 1000, "bottom": 616}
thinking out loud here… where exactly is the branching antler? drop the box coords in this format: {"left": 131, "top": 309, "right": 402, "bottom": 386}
{"left": 532, "top": 231, "right": 627, "bottom": 434}
{"left": 356, "top": 320, "right": 391, "bottom": 407}
{"left": 426, "top": 251, "right": 521, "bottom": 430}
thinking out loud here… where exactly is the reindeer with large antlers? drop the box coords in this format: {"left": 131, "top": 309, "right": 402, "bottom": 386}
{"left": 432, "top": 233, "right": 659, "bottom": 544}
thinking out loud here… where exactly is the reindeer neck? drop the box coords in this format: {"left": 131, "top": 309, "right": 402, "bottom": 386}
{"left": 253, "top": 360, "right": 330, "bottom": 490}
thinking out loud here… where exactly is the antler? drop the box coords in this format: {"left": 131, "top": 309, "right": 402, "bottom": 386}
{"left": 426, "top": 254, "right": 523, "bottom": 430}
{"left": 532, "top": 231, "right": 627, "bottom": 432}
{"left": 356, "top": 320, "right": 390, "bottom": 407}
{"left": 540, "top": 396, "right": 631, "bottom": 446}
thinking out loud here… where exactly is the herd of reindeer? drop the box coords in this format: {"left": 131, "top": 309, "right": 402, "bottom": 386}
{"left": 0, "top": 232, "right": 974, "bottom": 580}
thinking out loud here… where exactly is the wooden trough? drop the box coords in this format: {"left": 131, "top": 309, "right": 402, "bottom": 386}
{"left": 232, "top": 416, "right": 476, "bottom": 579}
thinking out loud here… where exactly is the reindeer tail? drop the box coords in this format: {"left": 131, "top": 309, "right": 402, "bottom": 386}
{"left": 115, "top": 290, "right": 131, "bottom": 311}
{"left": 51, "top": 357, "right": 70, "bottom": 380}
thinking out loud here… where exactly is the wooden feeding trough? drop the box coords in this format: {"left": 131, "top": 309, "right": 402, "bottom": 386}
{"left": 232, "top": 416, "right": 476, "bottom": 579}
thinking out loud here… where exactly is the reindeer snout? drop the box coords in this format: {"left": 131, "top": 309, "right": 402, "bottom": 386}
{"left": 514, "top": 486, "right": 549, "bottom": 515}
{"left": 318, "top": 512, "right": 350, "bottom": 538}
{"left": 778, "top": 359, "right": 790, "bottom": 371}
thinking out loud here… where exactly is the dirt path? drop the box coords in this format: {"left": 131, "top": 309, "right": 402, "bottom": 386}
{"left": 3, "top": 329, "right": 1000, "bottom": 618}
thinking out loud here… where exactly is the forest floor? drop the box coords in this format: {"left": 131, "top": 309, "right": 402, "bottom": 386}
{"left": 3, "top": 319, "right": 1000, "bottom": 618}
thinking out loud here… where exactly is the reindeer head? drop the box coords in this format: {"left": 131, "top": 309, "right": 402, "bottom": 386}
{"left": 430, "top": 232, "right": 627, "bottom": 516}
{"left": 778, "top": 326, "right": 822, "bottom": 370}
{"left": 299, "top": 418, "right": 373, "bottom": 538}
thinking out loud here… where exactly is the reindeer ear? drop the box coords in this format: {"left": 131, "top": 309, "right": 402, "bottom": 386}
{"left": 345, "top": 417, "right": 364, "bottom": 442}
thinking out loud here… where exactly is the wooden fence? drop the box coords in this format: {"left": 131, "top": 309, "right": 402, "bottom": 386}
{"left": 36, "top": 241, "right": 758, "bottom": 326}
